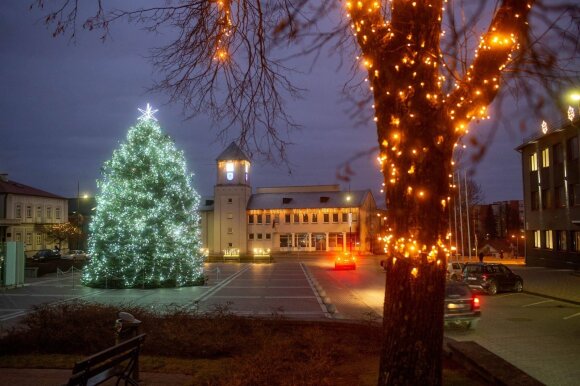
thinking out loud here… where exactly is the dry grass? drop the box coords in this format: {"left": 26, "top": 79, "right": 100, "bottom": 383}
{"left": 0, "top": 301, "right": 477, "bottom": 385}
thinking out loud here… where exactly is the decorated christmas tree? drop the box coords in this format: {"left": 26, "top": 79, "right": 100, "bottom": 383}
{"left": 83, "top": 104, "right": 204, "bottom": 288}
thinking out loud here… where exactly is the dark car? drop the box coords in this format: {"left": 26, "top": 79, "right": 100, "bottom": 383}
{"left": 444, "top": 281, "right": 481, "bottom": 329}
{"left": 462, "top": 263, "right": 523, "bottom": 295}
{"left": 31, "top": 249, "right": 61, "bottom": 261}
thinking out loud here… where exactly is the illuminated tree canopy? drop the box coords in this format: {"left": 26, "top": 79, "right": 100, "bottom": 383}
{"left": 83, "top": 105, "right": 204, "bottom": 289}
{"left": 36, "top": 0, "right": 579, "bottom": 384}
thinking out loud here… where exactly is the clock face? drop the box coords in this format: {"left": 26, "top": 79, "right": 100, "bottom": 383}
{"left": 227, "top": 172, "right": 234, "bottom": 181}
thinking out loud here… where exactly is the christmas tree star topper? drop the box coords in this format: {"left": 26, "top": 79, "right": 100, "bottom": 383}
{"left": 138, "top": 103, "right": 159, "bottom": 122}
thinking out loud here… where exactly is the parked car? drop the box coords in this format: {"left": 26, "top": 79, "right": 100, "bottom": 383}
{"left": 335, "top": 252, "right": 356, "bottom": 270}
{"left": 444, "top": 281, "right": 481, "bottom": 329}
{"left": 31, "top": 249, "right": 61, "bottom": 261}
{"left": 61, "top": 250, "right": 90, "bottom": 261}
{"left": 462, "top": 263, "right": 523, "bottom": 295}
{"left": 446, "top": 262, "right": 464, "bottom": 281}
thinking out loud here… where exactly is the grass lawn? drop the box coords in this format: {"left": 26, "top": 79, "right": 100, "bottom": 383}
{"left": 0, "top": 302, "right": 481, "bottom": 385}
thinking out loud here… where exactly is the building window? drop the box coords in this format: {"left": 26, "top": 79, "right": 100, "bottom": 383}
{"left": 342, "top": 213, "right": 348, "bottom": 223}
{"left": 567, "top": 136, "right": 578, "bottom": 160}
{"left": 265, "top": 214, "right": 271, "bottom": 224}
{"left": 556, "top": 186, "right": 566, "bottom": 208}
{"left": 280, "top": 234, "right": 292, "bottom": 247}
{"left": 302, "top": 213, "right": 309, "bottom": 223}
{"left": 55, "top": 207, "right": 61, "bottom": 219}
{"left": 541, "top": 148, "right": 550, "bottom": 168}
{"left": 312, "top": 213, "right": 318, "bottom": 223}
{"left": 323, "top": 213, "right": 330, "bottom": 223}
{"left": 226, "top": 162, "right": 234, "bottom": 181}
{"left": 554, "top": 143, "right": 564, "bottom": 164}
{"left": 227, "top": 227, "right": 233, "bottom": 234}
{"left": 35, "top": 233, "right": 42, "bottom": 246}
{"left": 257, "top": 233, "right": 263, "bottom": 240}
{"left": 545, "top": 230, "right": 553, "bottom": 249}
{"left": 36, "top": 206, "right": 42, "bottom": 219}
{"left": 293, "top": 213, "right": 299, "bottom": 223}
{"left": 227, "top": 213, "right": 233, "bottom": 219}
{"left": 15, "top": 232, "right": 22, "bottom": 242}
{"left": 227, "top": 198, "right": 233, "bottom": 203}
{"left": 534, "top": 230, "right": 541, "bottom": 248}
{"left": 295, "top": 233, "right": 307, "bottom": 248}
{"left": 26, "top": 232, "right": 32, "bottom": 245}
{"left": 249, "top": 233, "right": 254, "bottom": 240}
{"left": 257, "top": 214, "right": 263, "bottom": 224}
{"left": 265, "top": 233, "right": 271, "bottom": 240}
{"left": 531, "top": 191, "right": 540, "bottom": 211}
{"left": 285, "top": 213, "right": 291, "bottom": 223}
{"left": 573, "top": 231, "right": 580, "bottom": 252}
{"left": 274, "top": 214, "right": 280, "bottom": 225}
{"left": 557, "top": 231, "right": 567, "bottom": 251}
{"left": 228, "top": 242, "right": 233, "bottom": 247}
{"left": 332, "top": 213, "right": 339, "bottom": 223}
{"left": 541, "top": 189, "right": 552, "bottom": 210}
{"left": 249, "top": 214, "right": 254, "bottom": 224}
{"left": 572, "top": 185, "right": 580, "bottom": 207}
{"left": 15, "top": 204, "right": 22, "bottom": 219}
{"left": 46, "top": 207, "right": 52, "bottom": 219}
{"left": 530, "top": 152, "right": 538, "bottom": 171}
{"left": 26, "top": 205, "right": 32, "bottom": 218}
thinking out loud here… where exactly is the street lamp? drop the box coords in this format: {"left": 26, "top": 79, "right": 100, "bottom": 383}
{"left": 511, "top": 234, "right": 519, "bottom": 259}
{"left": 346, "top": 194, "right": 352, "bottom": 255}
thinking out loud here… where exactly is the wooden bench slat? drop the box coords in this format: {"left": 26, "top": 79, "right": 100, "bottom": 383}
{"left": 66, "top": 333, "right": 146, "bottom": 386}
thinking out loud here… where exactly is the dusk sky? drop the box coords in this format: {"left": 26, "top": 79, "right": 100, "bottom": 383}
{"left": 0, "top": 1, "right": 536, "bottom": 204}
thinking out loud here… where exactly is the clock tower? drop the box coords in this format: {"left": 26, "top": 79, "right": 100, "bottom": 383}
{"left": 212, "top": 142, "right": 252, "bottom": 255}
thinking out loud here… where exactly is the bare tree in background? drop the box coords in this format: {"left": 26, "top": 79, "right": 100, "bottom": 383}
{"left": 34, "top": 0, "right": 580, "bottom": 384}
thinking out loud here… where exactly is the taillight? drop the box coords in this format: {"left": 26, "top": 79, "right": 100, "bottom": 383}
{"left": 472, "top": 297, "right": 480, "bottom": 310}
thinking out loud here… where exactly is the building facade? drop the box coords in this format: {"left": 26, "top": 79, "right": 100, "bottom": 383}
{"left": 517, "top": 118, "right": 580, "bottom": 269}
{"left": 0, "top": 174, "right": 69, "bottom": 255}
{"left": 200, "top": 143, "right": 383, "bottom": 257}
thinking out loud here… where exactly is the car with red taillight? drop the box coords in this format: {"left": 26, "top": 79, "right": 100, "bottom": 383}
{"left": 444, "top": 281, "right": 481, "bottom": 329}
{"left": 335, "top": 252, "right": 356, "bottom": 270}
{"left": 462, "top": 263, "right": 523, "bottom": 295}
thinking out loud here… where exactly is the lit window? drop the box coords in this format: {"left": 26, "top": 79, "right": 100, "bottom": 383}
{"left": 226, "top": 162, "right": 234, "bottom": 172}
{"left": 545, "top": 230, "right": 553, "bottom": 249}
{"left": 541, "top": 148, "right": 550, "bottom": 168}
{"left": 530, "top": 152, "right": 538, "bottom": 171}
{"left": 534, "top": 230, "right": 541, "bottom": 248}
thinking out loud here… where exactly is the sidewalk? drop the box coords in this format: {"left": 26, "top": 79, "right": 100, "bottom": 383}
{"left": 0, "top": 368, "right": 194, "bottom": 385}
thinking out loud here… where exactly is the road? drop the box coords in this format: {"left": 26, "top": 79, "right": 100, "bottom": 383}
{"left": 303, "top": 255, "right": 580, "bottom": 386}
{"left": 1, "top": 256, "right": 579, "bottom": 385}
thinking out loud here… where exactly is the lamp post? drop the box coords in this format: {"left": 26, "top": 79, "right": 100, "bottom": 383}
{"left": 346, "top": 193, "right": 352, "bottom": 255}
{"left": 511, "top": 234, "right": 519, "bottom": 259}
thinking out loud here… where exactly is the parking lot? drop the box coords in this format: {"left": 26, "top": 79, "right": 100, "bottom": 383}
{"left": 0, "top": 262, "right": 329, "bottom": 329}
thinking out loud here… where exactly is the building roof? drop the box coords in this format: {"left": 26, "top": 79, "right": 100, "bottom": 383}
{"left": 0, "top": 177, "right": 65, "bottom": 199}
{"left": 247, "top": 189, "right": 371, "bottom": 210}
{"left": 216, "top": 142, "right": 251, "bottom": 162}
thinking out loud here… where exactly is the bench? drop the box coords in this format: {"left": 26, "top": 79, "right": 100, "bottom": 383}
{"left": 66, "top": 333, "right": 146, "bottom": 386}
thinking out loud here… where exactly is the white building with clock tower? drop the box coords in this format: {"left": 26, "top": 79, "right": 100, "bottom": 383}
{"left": 199, "top": 142, "right": 383, "bottom": 258}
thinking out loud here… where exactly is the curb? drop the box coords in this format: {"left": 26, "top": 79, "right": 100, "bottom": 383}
{"left": 443, "top": 338, "right": 545, "bottom": 386}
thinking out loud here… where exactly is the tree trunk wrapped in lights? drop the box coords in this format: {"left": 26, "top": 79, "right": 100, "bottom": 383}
{"left": 347, "top": 1, "right": 532, "bottom": 383}
{"left": 36, "top": 0, "right": 579, "bottom": 384}
{"left": 83, "top": 105, "right": 204, "bottom": 289}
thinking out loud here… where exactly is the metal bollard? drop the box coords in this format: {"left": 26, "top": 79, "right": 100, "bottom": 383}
{"left": 114, "top": 311, "right": 142, "bottom": 381}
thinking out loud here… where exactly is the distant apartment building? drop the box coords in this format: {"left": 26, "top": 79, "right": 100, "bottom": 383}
{"left": 0, "top": 174, "right": 69, "bottom": 254}
{"left": 199, "top": 143, "right": 383, "bottom": 257}
{"left": 516, "top": 117, "right": 580, "bottom": 269}
{"left": 472, "top": 200, "right": 523, "bottom": 240}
